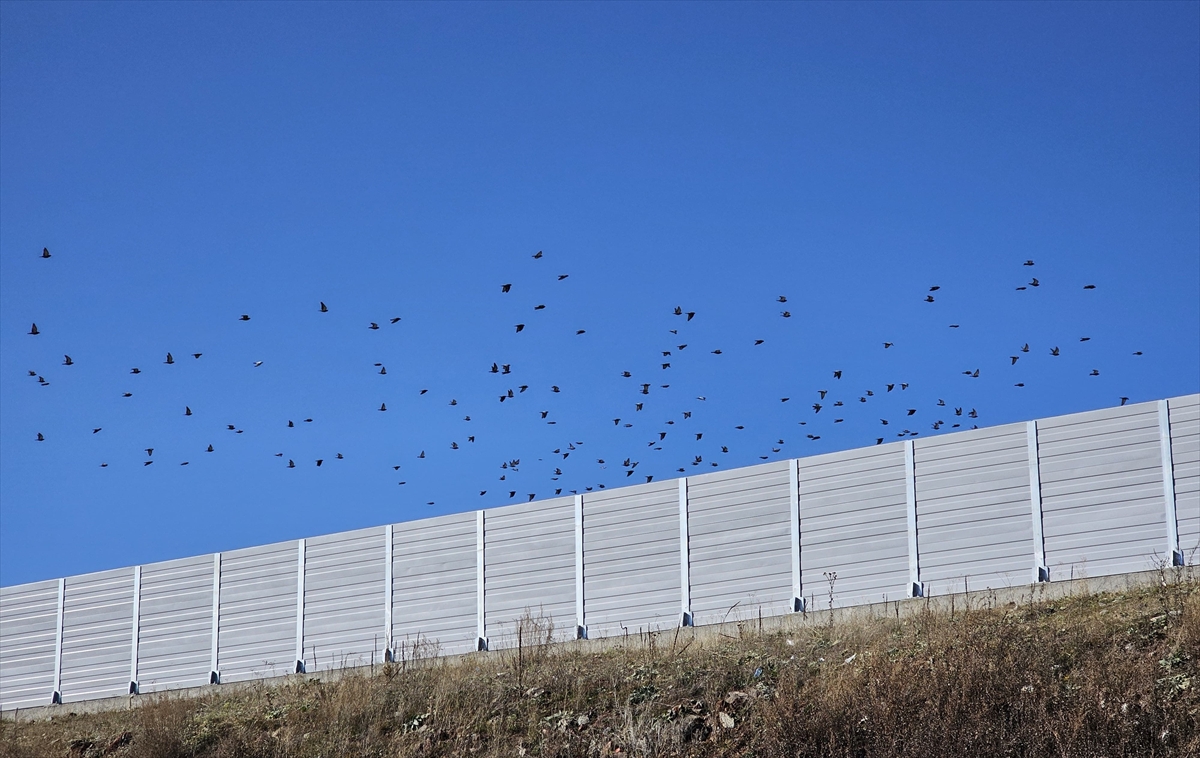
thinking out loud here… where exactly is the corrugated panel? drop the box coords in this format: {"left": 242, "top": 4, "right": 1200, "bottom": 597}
{"left": 391, "top": 512, "right": 477, "bottom": 658}
{"left": 799, "top": 443, "right": 910, "bottom": 609}
{"left": 1170, "top": 394, "right": 1200, "bottom": 565}
{"left": 0, "top": 579, "right": 59, "bottom": 710}
{"left": 136, "top": 555, "right": 212, "bottom": 693}
{"left": 59, "top": 568, "right": 134, "bottom": 703}
{"left": 304, "top": 526, "right": 386, "bottom": 671}
{"left": 583, "top": 480, "right": 681, "bottom": 638}
{"left": 1038, "top": 402, "right": 1167, "bottom": 579}
{"left": 484, "top": 497, "right": 575, "bottom": 649}
{"left": 686, "top": 461, "right": 793, "bottom": 626}
{"left": 914, "top": 423, "right": 1034, "bottom": 596}
{"left": 217, "top": 540, "right": 297, "bottom": 683}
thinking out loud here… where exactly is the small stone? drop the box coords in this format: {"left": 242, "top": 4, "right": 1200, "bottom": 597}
{"left": 719, "top": 712, "right": 735, "bottom": 729}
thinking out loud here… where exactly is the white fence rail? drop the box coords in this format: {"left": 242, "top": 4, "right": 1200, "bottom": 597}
{"left": 2, "top": 395, "right": 1197, "bottom": 711}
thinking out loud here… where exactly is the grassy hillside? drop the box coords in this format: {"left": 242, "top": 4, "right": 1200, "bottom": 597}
{"left": 3, "top": 572, "right": 1197, "bottom": 758}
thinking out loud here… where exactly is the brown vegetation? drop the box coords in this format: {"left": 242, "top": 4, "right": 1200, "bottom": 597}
{"left": 3, "top": 573, "right": 1198, "bottom": 758}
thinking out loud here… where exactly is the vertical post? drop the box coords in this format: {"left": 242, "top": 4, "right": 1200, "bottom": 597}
{"left": 1027, "top": 421, "right": 1049, "bottom": 582}
{"left": 1158, "top": 400, "right": 1184, "bottom": 566}
{"left": 476, "top": 510, "right": 487, "bottom": 651}
{"left": 904, "top": 440, "right": 922, "bottom": 598}
{"left": 789, "top": 459, "right": 804, "bottom": 612}
{"left": 678, "top": 478, "right": 692, "bottom": 626}
{"left": 51, "top": 577, "right": 64, "bottom": 704}
{"left": 129, "top": 566, "right": 141, "bottom": 694}
{"left": 294, "top": 539, "right": 306, "bottom": 673}
{"left": 574, "top": 494, "right": 586, "bottom": 639}
{"left": 383, "top": 524, "right": 393, "bottom": 659}
{"left": 209, "top": 553, "right": 221, "bottom": 684}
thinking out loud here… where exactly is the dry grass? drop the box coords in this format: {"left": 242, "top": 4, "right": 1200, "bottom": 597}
{"left": 3, "top": 573, "right": 1198, "bottom": 758}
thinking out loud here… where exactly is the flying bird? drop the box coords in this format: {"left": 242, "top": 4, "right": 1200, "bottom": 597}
{"left": 1083, "top": 284, "right": 1096, "bottom": 290}
{"left": 41, "top": 247, "right": 50, "bottom": 258}
{"left": 369, "top": 322, "right": 380, "bottom": 330}
{"left": 532, "top": 250, "right": 543, "bottom": 259}
{"left": 193, "top": 353, "right": 202, "bottom": 359}
{"left": 515, "top": 324, "right": 525, "bottom": 333}
{"left": 390, "top": 317, "right": 401, "bottom": 324}
{"left": 36, "top": 432, "right": 44, "bottom": 441}
{"left": 63, "top": 355, "right": 73, "bottom": 366}
{"left": 239, "top": 314, "right": 250, "bottom": 321}
{"left": 165, "top": 352, "right": 174, "bottom": 364}
{"left": 502, "top": 283, "right": 512, "bottom": 293}
{"left": 558, "top": 274, "right": 569, "bottom": 280}
{"left": 379, "top": 403, "right": 387, "bottom": 411}
{"left": 28, "top": 323, "right": 38, "bottom": 335}
{"left": 320, "top": 302, "right": 328, "bottom": 312}
{"left": 185, "top": 406, "right": 192, "bottom": 416}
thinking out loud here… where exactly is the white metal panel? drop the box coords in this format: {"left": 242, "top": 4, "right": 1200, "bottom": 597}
{"left": 390, "top": 512, "right": 478, "bottom": 658}
{"left": 0, "top": 579, "right": 59, "bottom": 710}
{"left": 686, "top": 461, "right": 794, "bottom": 626}
{"left": 798, "top": 443, "right": 910, "bottom": 609}
{"left": 216, "top": 540, "right": 298, "bottom": 683}
{"left": 914, "top": 423, "right": 1035, "bottom": 596}
{"left": 483, "top": 497, "right": 575, "bottom": 648}
{"left": 136, "top": 555, "right": 213, "bottom": 693}
{"left": 303, "top": 526, "right": 386, "bottom": 672}
{"left": 582, "top": 479, "right": 681, "bottom": 638}
{"left": 58, "top": 568, "right": 135, "bottom": 703}
{"left": 1169, "top": 394, "right": 1200, "bottom": 564}
{"left": 1038, "top": 401, "right": 1168, "bottom": 579}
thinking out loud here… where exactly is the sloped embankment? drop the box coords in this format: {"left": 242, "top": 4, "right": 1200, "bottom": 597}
{"left": 3, "top": 573, "right": 1198, "bottom": 758}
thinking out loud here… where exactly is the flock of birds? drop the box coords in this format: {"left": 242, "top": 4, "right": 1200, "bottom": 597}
{"left": 22, "top": 246, "right": 1138, "bottom": 506}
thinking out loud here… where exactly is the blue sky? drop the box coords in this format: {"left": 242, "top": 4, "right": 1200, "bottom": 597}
{"left": 2, "top": 1, "right": 1197, "bottom": 586}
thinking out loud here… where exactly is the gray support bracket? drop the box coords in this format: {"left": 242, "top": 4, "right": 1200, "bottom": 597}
{"left": 51, "top": 577, "right": 64, "bottom": 704}
{"left": 476, "top": 510, "right": 488, "bottom": 651}
{"left": 129, "top": 566, "right": 141, "bottom": 695}
{"left": 294, "top": 539, "right": 306, "bottom": 673}
{"left": 1027, "top": 421, "right": 1050, "bottom": 582}
{"left": 678, "top": 478, "right": 693, "bottom": 626}
{"left": 789, "top": 459, "right": 805, "bottom": 612}
{"left": 574, "top": 494, "right": 587, "bottom": 639}
{"left": 1158, "top": 400, "right": 1184, "bottom": 566}
{"left": 383, "top": 524, "right": 394, "bottom": 661}
{"left": 209, "top": 553, "right": 221, "bottom": 684}
{"left": 904, "top": 441, "right": 923, "bottom": 598}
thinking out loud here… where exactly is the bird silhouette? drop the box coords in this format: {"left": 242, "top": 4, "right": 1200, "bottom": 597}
{"left": 515, "top": 324, "right": 525, "bottom": 333}
{"left": 36, "top": 432, "right": 44, "bottom": 441}
{"left": 239, "top": 314, "right": 250, "bottom": 321}
{"left": 165, "top": 352, "right": 174, "bottom": 364}
{"left": 369, "top": 322, "right": 380, "bottom": 330}
{"left": 41, "top": 247, "right": 50, "bottom": 258}
{"left": 320, "top": 302, "right": 328, "bottom": 312}
{"left": 63, "top": 355, "right": 73, "bottom": 366}
{"left": 502, "top": 283, "right": 512, "bottom": 293}
{"left": 532, "top": 251, "right": 543, "bottom": 259}
{"left": 185, "top": 406, "right": 192, "bottom": 416}
{"left": 28, "top": 323, "right": 38, "bottom": 335}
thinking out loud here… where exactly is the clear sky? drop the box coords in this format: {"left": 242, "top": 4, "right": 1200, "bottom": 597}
{"left": 2, "top": 1, "right": 1197, "bottom": 587}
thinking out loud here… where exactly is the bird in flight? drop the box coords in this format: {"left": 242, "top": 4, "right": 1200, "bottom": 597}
{"left": 41, "top": 247, "right": 51, "bottom": 258}
{"left": 502, "top": 283, "right": 512, "bottom": 293}
{"left": 533, "top": 250, "right": 543, "bottom": 259}
{"left": 165, "top": 352, "right": 174, "bottom": 364}
{"left": 239, "top": 314, "right": 250, "bottom": 321}
{"left": 63, "top": 355, "right": 73, "bottom": 366}
{"left": 515, "top": 324, "right": 525, "bottom": 333}
{"left": 28, "top": 323, "right": 39, "bottom": 335}
{"left": 320, "top": 302, "right": 328, "bottom": 312}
